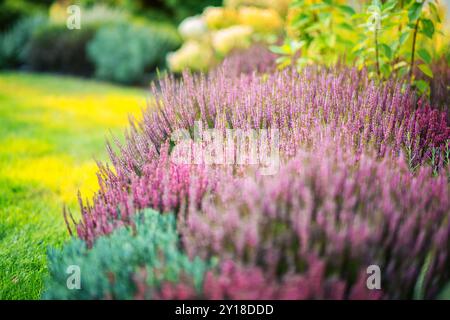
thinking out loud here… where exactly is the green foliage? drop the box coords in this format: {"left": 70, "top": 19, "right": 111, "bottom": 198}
{"left": 0, "top": 0, "right": 52, "bottom": 31}
{"left": 26, "top": 23, "right": 97, "bottom": 76}
{"left": 274, "top": 0, "right": 356, "bottom": 68}
{"left": 162, "top": 0, "right": 222, "bottom": 22}
{"left": 42, "top": 209, "right": 211, "bottom": 299}
{"left": 0, "top": 15, "right": 46, "bottom": 69}
{"left": 276, "top": 0, "right": 446, "bottom": 95}
{"left": 87, "top": 22, "right": 180, "bottom": 84}
{"left": 75, "top": 0, "right": 220, "bottom": 22}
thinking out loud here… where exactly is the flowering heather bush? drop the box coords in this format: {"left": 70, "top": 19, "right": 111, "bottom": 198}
{"left": 180, "top": 148, "right": 450, "bottom": 299}
{"left": 420, "top": 57, "right": 450, "bottom": 112}
{"left": 61, "top": 65, "right": 450, "bottom": 299}
{"left": 155, "top": 259, "right": 381, "bottom": 300}
{"left": 219, "top": 43, "right": 277, "bottom": 77}
{"left": 44, "top": 209, "right": 212, "bottom": 299}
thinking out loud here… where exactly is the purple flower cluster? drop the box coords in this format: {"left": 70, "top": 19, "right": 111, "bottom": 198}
{"left": 153, "top": 259, "right": 381, "bottom": 300}
{"left": 181, "top": 148, "right": 450, "bottom": 299}
{"left": 218, "top": 44, "right": 278, "bottom": 77}
{"left": 68, "top": 65, "right": 450, "bottom": 299}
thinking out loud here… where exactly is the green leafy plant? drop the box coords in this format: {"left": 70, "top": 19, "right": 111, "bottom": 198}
{"left": 355, "top": 0, "right": 443, "bottom": 93}
{"left": 275, "top": 0, "right": 446, "bottom": 96}
{"left": 272, "top": 0, "right": 356, "bottom": 69}
{"left": 43, "top": 209, "right": 212, "bottom": 299}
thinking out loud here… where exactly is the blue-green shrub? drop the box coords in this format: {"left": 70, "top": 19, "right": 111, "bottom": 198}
{"left": 0, "top": 15, "right": 46, "bottom": 69}
{"left": 42, "top": 209, "right": 212, "bottom": 299}
{"left": 87, "top": 22, "right": 180, "bottom": 84}
{"left": 26, "top": 5, "right": 129, "bottom": 76}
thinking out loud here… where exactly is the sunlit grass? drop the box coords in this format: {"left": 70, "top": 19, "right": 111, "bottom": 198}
{"left": 0, "top": 72, "right": 147, "bottom": 299}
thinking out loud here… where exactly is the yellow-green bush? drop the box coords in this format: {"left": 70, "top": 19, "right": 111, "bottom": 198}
{"left": 168, "top": 1, "right": 289, "bottom": 72}
{"left": 275, "top": 0, "right": 449, "bottom": 96}
{"left": 237, "top": 7, "right": 283, "bottom": 34}
{"left": 178, "top": 15, "right": 209, "bottom": 41}
{"left": 167, "top": 40, "right": 215, "bottom": 72}
{"left": 225, "top": 0, "right": 291, "bottom": 16}
{"left": 212, "top": 25, "right": 253, "bottom": 56}
{"left": 204, "top": 7, "right": 240, "bottom": 30}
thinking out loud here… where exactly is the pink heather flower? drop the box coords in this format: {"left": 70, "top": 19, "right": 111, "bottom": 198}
{"left": 66, "top": 64, "right": 450, "bottom": 299}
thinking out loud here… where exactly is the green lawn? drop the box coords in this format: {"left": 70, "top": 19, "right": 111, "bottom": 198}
{"left": 0, "top": 72, "right": 146, "bottom": 299}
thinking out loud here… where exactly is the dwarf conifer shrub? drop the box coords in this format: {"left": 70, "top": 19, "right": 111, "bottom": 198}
{"left": 0, "top": 15, "right": 45, "bottom": 69}
{"left": 44, "top": 209, "right": 212, "bottom": 299}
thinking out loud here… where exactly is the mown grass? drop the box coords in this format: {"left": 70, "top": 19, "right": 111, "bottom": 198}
{"left": 0, "top": 72, "right": 147, "bottom": 299}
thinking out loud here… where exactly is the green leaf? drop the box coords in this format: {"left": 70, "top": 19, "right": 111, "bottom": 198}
{"left": 413, "top": 252, "right": 433, "bottom": 299}
{"left": 414, "top": 79, "right": 429, "bottom": 93}
{"left": 290, "top": 40, "right": 306, "bottom": 53}
{"left": 421, "top": 19, "right": 435, "bottom": 39}
{"left": 417, "top": 48, "right": 432, "bottom": 64}
{"left": 382, "top": 0, "right": 397, "bottom": 13}
{"left": 429, "top": 2, "right": 441, "bottom": 23}
{"left": 379, "top": 43, "right": 393, "bottom": 59}
{"left": 418, "top": 64, "right": 433, "bottom": 78}
{"left": 380, "top": 62, "right": 391, "bottom": 76}
{"left": 408, "top": 2, "right": 423, "bottom": 22}
{"left": 393, "top": 61, "right": 408, "bottom": 70}
{"left": 371, "top": 0, "right": 382, "bottom": 8}
{"left": 270, "top": 45, "right": 287, "bottom": 55}
{"left": 399, "top": 31, "right": 410, "bottom": 45}
{"left": 337, "top": 5, "right": 356, "bottom": 16}
{"left": 276, "top": 56, "right": 292, "bottom": 68}
{"left": 339, "top": 22, "right": 354, "bottom": 31}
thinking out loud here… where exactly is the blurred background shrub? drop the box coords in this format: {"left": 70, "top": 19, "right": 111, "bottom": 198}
{"left": 74, "top": 0, "right": 222, "bottom": 23}
{"left": 0, "top": 0, "right": 217, "bottom": 83}
{"left": 87, "top": 21, "right": 180, "bottom": 84}
{"left": 0, "top": 0, "right": 52, "bottom": 31}
{"left": 167, "top": 0, "right": 288, "bottom": 73}
{"left": 0, "top": 15, "right": 46, "bottom": 69}
{"left": 1, "top": 0, "right": 447, "bottom": 89}
{"left": 26, "top": 23, "right": 97, "bottom": 75}
{"left": 49, "top": 2, "right": 130, "bottom": 25}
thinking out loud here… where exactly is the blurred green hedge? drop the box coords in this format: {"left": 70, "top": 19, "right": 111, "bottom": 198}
{"left": 0, "top": 0, "right": 52, "bottom": 31}
{"left": 26, "top": 23, "right": 96, "bottom": 75}
{"left": 87, "top": 22, "right": 180, "bottom": 84}
{"left": 0, "top": 0, "right": 219, "bottom": 83}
